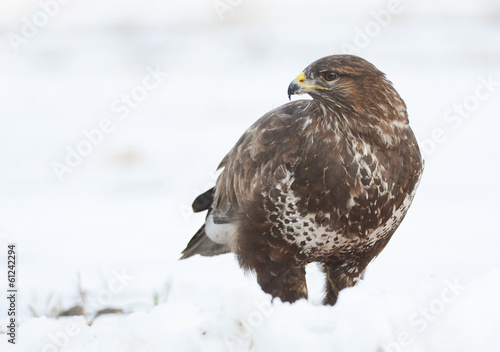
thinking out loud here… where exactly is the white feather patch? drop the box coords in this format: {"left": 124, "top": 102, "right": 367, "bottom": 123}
{"left": 205, "top": 213, "right": 236, "bottom": 245}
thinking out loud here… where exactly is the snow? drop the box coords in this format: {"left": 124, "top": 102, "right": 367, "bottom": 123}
{"left": 3, "top": 274, "right": 500, "bottom": 351}
{"left": 1, "top": 0, "right": 500, "bottom": 351}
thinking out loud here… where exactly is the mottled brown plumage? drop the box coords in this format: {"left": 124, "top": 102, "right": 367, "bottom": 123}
{"left": 181, "top": 55, "right": 423, "bottom": 305}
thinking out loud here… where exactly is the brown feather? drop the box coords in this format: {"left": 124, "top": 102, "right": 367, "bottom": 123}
{"left": 181, "top": 55, "right": 423, "bottom": 305}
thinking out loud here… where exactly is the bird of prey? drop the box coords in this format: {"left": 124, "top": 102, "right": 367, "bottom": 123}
{"left": 181, "top": 55, "right": 423, "bottom": 305}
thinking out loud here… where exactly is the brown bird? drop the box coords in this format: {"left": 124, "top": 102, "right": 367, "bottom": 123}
{"left": 181, "top": 55, "right": 423, "bottom": 305}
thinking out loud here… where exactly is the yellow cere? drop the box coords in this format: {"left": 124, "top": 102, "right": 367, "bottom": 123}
{"left": 295, "top": 73, "right": 306, "bottom": 84}
{"left": 295, "top": 72, "right": 328, "bottom": 91}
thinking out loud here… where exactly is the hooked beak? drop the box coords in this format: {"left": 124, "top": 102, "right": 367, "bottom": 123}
{"left": 287, "top": 72, "right": 328, "bottom": 100}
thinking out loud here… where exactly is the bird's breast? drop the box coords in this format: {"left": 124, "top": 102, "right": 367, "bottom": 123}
{"left": 260, "top": 136, "right": 420, "bottom": 261}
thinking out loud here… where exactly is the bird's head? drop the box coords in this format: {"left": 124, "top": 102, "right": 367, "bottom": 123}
{"left": 288, "top": 55, "right": 393, "bottom": 108}
{"left": 287, "top": 54, "right": 410, "bottom": 141}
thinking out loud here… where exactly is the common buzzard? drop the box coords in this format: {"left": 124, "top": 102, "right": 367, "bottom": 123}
{"left": 181, "top": 55, "right": 423, "bottom": 305}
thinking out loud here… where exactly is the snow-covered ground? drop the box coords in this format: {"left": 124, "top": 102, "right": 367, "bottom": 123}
{"left": 1, "top": 0, "right": 500, "bottom": 351}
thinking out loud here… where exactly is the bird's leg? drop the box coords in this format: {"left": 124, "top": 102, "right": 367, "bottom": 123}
{"left": 256, "top": 265, "right": 308, "bottom": 303}
{"left": 322, "top": 262, "right": 359, "bottom": 305}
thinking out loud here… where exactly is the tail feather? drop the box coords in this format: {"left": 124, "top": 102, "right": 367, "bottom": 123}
{"left": 181, "top": 187, "right": 231, "bottom": 259}
{"left": 192, "top": 187, "right": 214, "bottom": 213}
{"left": 180, "top": 224, "right": 231, "bottom": 260}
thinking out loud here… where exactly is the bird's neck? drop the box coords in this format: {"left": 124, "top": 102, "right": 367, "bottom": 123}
{"left": 306, "top": 96, "right": 411, "bottom": 148}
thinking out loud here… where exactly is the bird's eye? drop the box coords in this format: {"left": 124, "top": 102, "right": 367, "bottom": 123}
{"left": 321, "top": 72, "right": 338, "bottom": 82}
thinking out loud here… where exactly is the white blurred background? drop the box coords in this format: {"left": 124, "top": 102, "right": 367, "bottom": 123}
{"left": 0, "top": 0, "right": 499, "bottom": 319}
